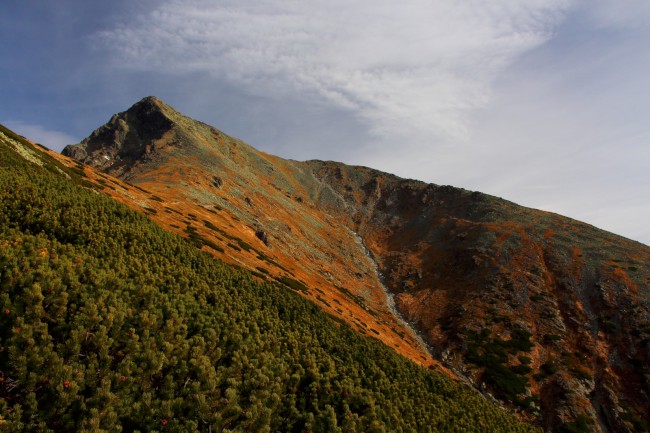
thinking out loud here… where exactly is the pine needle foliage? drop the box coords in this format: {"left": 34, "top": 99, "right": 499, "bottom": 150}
{"left": 0, "top": 129, "right": 540, "bottom": 432}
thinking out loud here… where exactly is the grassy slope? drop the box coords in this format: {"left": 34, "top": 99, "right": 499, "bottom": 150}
{"left": 0, "top": 126, "right": 539, "bottom": 432}
{"left": 58, "top": 98, "right": 438, "bottom": 368}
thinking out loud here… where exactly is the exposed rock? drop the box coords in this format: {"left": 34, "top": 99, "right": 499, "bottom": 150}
{"left": 255, "top": 228, "right": 269, "bottom": 246}
{"left": 211, "top": 176, "right": 223, "bottom": 189}
{"left": 62, "top": 96, "right": 176, "bottom": 175}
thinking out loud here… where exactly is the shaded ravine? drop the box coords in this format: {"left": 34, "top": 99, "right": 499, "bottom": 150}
{"left": 351, "top": 230, "right": 504, "bottom": 401}
{"left": 351, "top": 230, "right": 433, "bottom": 358}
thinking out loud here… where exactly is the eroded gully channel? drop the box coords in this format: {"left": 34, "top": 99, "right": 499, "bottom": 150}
{"left": 351, "top": 231, "right": 434, "bottom": 359}
{"left": 351, "top": 231, "right": 493, "bottom": 399}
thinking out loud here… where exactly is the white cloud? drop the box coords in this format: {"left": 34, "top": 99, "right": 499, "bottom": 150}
{"left": 439, "top": 4, "right": 650, "bottom": 246}
{"left": 2, "top": 121, "right": 78, "bottom": 151}
{"left": 97, "top": 0, "right": 573, "bottom": 144}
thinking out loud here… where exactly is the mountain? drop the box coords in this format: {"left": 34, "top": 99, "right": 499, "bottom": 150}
{"left": 61, "top": 97, "right": 650, "bottom": 432}
{"left": 0, "top": 123, "right": 540, "bottom": 431}
{"left": 61, "top": 96, "right": 437, "bottom": 369}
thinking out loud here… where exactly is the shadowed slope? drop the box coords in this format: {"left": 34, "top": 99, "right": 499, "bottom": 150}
{"left": 305, "top": 160, "right": 650, "bottom": 432}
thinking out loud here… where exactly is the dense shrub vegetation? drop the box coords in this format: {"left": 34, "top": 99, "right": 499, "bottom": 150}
{"left": 0, "top": 130, "right": 539, "bottom": 432}
{"left": 465, "top": 328, "right": 535, "bottom": 408}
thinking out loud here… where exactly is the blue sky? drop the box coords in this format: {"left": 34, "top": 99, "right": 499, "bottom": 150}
{"left": 2, "top": 0, "right": 649, "bottom": 245}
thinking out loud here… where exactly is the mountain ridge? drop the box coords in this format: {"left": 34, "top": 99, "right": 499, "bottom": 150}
{"left": 65, "top": 101, "right": 443, "bottom": 370}
{"left": 61, "top": 97, "right": 650, "bottom": 432}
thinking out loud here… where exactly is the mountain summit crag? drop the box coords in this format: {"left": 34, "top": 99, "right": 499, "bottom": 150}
{"left": 63, "top": 97, "right": 178, "bottom": 173}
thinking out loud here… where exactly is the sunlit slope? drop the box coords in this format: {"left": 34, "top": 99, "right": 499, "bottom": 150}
{"left": 0, "top": 124, "right": 538, "bottom": 432}
{"left": 62, "top": 97, "right": 437, "bottom": 367}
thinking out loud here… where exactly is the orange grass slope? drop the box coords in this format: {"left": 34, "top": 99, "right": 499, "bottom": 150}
{"left": 47, "top": 99, "right": 440, "bottom": 371}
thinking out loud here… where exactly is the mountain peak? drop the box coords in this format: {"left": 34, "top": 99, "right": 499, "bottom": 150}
{"left": 62, "top": 96, "right": 180, "bottom": 174}
{"left": 132, "top": 95, "right": 174, "bottom": 113}
{"left": 122, "top": 95, "right": 181, "bottom": 123}
{"left": 62, "top": 96, "right": 264, "bottom": 180}
{"left": 139, "top": 95, "right": 163, "bottom": 105}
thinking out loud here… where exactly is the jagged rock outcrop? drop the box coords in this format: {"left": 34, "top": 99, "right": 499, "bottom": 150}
{"left": 63, "top": 97, "right": 175, "bottom": 174}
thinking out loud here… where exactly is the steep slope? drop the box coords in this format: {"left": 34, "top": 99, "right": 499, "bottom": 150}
{"left": 1, "top": 123, "right": 540, "bottom": 432}
{"left": 62, "top": 97, "right": 436, "bottom": 369}
{"left": 62, "top": 98, "right": 650, "bottom": 432}
{"left": 306, "top": 162, "right": 650, "bottom": 432}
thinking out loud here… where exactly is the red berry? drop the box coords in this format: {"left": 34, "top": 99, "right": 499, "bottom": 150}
{"left": 151, "top": 343, "right": 157, "bottom": 348}
{"left": 3, "top": 309, "right": 9, "bottom": 315}
{"left": 63, "top": 380, "right": 71, "bottom": 388}
{"left": 161, "top": 419, "right": 168, "bottom": 426}
{"left": 120, "top": 375, "right": 126, "bottom": 382}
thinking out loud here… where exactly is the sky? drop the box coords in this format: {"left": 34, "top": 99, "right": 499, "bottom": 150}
{"left": 2, "top": 0, "right": 649, "bottom": 245}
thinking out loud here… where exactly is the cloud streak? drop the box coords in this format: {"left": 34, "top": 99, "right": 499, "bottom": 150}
{"left": 97, "top": 0, "right": 572, "bottom": 144}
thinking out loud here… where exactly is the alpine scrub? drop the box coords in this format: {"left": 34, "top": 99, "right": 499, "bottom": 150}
{"left": 0, "top": 128, "right": 539, "bottom": 432}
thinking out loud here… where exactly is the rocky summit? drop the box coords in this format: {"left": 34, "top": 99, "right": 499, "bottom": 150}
{"left": 62, "top": 97, "right": 650, "bottom": 432}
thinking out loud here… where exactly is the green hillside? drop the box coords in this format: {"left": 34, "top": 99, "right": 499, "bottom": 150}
{"left": 0, "top": 126, "right": 539, "bottom": 432}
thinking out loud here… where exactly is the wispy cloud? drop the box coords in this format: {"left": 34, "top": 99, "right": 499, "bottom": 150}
{"left": 97, "top": 0, "right": 572, "bottom": 144}
{"left": 2, "top": 121, "right": 78, "bottom": 151}
{"left": 449, "top": 0, "right": 650, "bottom": 244}
{"left": 91, "top": 0, "right": 650, "bottom": 245}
